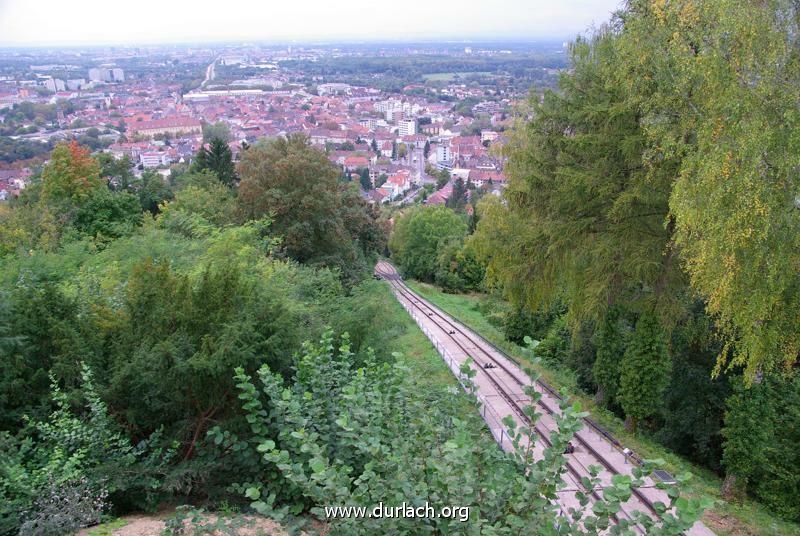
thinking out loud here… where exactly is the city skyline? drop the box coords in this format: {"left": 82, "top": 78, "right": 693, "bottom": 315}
{"left": 0, "top": 0, "right": 622, "bottom": 46}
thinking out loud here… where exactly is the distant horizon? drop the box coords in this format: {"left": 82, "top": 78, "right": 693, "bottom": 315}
{"left": 0, "top": 37, "right": 574, "bottom": 51}
{"left": 0, "top": 0, "right": 621, "bottom": 48}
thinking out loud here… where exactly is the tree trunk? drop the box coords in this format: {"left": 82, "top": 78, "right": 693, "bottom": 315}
{"left": 595, "top": 386, "right": 605, "bottom": 406}
{"left": 624, "top": 415, "right": 637, "bottom": 433}
{"left": 721, "top": 473, "right": 743, "bottom": 502}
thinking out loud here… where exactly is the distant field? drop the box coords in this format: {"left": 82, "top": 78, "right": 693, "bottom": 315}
{"left": 422, "top": 71, "right": 493, "bottom": 81}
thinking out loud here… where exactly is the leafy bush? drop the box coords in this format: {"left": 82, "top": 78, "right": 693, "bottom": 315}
{"left": 389, "top": 205, "right": 467, "bottom": 282}
{"left": 70, "top": 188, "right": 143, "bottom": 243}
{"left": 722, "top": 374, "right": 800, "bottom": 520}
{"left": 434, "top": 238, "right": 484, "bottom": 293}
{"left": 503, "top": 301, "right": 564, "bottom": 345}
{"left": 534, "top": 327, "right": 568, "bottom": 372}
{"left": 0, "top": 365, "right": 171, "bottom": 535}
{"left": 220, "top": 332, "right": 709, "bottom": 534}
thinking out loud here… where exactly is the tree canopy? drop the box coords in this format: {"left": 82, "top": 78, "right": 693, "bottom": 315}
{"left": 41, "top": 141, "right": 104, "bottom": 206}
{"left": 389, "top": 205, "right": 467, "bottom": 282}
{"left": 237, "top": 133, "right": 386, "bottom": 281}
{"left": 194, "top": 137, "right": 237, "bottom": 187}
{"left": 201, "top": 121, "right": 232, "bottom": 143}
{"left": 474, "top": 0, "right": 800, "bottom": 378}
{"left": 467, "top": 0, "right": 800, "bottom": 516}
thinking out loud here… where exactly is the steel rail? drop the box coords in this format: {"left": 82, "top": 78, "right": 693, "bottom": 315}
{"left": 376, "top": 261, "right": 657, "bottom": 530}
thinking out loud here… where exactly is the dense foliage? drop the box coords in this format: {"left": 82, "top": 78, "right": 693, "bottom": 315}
{"left": 0, "top": 130, "right": 714, "bottom": 533}
{"left": 618, "top": 314, "right": 671, "bottom": 432}
{"left": 0, "top": 366, "right": 171, "bottom": 534}
{"left": 621, "top": 0, "right": 800, "bottom": 381}
{"left": 389, "top": 205, "right": 481, "bottom": 292}
{"left": 224, "top": 334, "right": 707, "bottom": 535}
{"left": 721, "top": 375, "right": 800, "bottom": 520}
{"left": 0, "top": 136, "right": 395, "bottom": 532}
{"left": 466, "top": 0, "right": 800, "bottom": 521}
{"left": 238, "top": 134, "right": 386, "bottom": 283}
{"left": 0, "top": 137, "right": 53, "bottom": 164}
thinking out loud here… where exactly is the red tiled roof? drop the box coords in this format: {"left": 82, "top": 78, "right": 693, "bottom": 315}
{"left": 468, "top": 170, "right": 506, "bottom": 182}
{"left": 128, "top": 116, "right": 201, "bottom": 132}
{"left": 344, "top": 156, "right": 369, "bottom": 167}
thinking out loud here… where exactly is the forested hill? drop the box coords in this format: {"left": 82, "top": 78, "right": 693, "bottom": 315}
{"left": 0, "top": 134, "right": 394, "bottom": 533}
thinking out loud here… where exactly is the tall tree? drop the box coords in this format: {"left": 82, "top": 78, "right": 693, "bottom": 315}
{"left": 618, "top": 313, "right": 671, "bottom": 432}
{"left": 358, "top": 168, "right": 371, "bottom": 191}
{"left": 389, "top": 205, "right": 467, "bottom": 282}
{"left": 237, "top": 134, "right": 385, "bottom": 279}
{"left": 446, "top": 177, "right": 468, "bottom": 212}
{"left": 624, "top": 0, "right": 800, "bottom": 379}
{"left": 41, "top": 141, "right": 103, "bottom": 206}
{"left": 592, "top": 307, "right": 626, "bottom": 406}
{"left": 472, "top": 30, "right": 683, "bottom": 324}
{"left": 194, "top": 138, "right": 237, "bottom": 187}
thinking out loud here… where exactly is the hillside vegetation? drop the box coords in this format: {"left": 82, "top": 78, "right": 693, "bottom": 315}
{"left": 389, "top": 0, "right": 800, "bottom": 528}
{"left": 0, "top": 132, "right": 708, "bottom": 534}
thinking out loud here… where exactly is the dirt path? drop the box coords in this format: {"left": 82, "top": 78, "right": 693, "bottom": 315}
{"left": 76, "top": 511, "right": 289, "bottom": 536}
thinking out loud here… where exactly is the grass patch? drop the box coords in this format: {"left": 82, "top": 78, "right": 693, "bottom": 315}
{"left": 87, "top": 518, "right": 128, "bottom": 535}
{"left": 405, "top": 280, "right": 800, "bottom": 536}
{"left": 377, "top": 281, "right": 474, "bottom": 417}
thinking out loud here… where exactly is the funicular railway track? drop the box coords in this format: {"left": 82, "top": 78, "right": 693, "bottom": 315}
{"left": 376, "top": 261, "right": 713, "bottom": 535}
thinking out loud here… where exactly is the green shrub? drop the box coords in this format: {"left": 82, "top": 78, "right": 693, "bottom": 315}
{"left": 222, "top": 331, "right": 709, "bottom": 534}
{"left": 0, "top": 365, "right": 172, "bottom": 535}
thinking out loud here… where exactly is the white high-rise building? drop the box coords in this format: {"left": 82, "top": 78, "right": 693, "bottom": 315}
{"left": 88, "top": 68, "right": 104, "bottom": 82}
{"left": 398, "top": 119, "right": 416, "bottom": 137}
{"left": 43, "top": 78, "right": 65, "bottom": 92}
{"left": 88, "top": 67, "right": 125, "bottom": 82}
{"left": 436, "top": 144, "right": 451, "bottom": 169}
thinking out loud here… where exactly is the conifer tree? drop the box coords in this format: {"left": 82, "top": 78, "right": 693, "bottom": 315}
{"left": 618, "top": 313, "right": 671, "bottom": 432}
{"left": 592, "top": 307, "right": 626, "bottom": 406}
{"left": 194, "top": 137, "right": 237, "bottom": 187}
{"left": 446, "top": 177, "right": 468, "bottom": 212}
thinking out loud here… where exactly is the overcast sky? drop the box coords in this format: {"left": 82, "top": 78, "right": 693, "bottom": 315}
{"left": 0, "top": 0, "right": 623, "bottom": 46}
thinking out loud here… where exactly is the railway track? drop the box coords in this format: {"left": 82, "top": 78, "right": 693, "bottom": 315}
{"left": 376, "top": 260, "right": 713, "bottom": 535}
